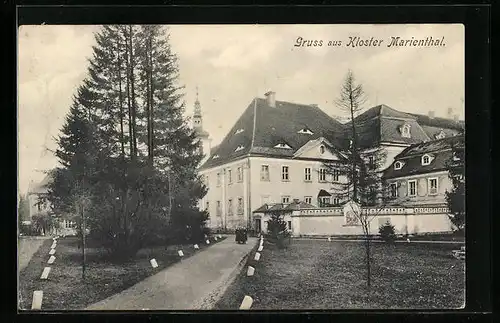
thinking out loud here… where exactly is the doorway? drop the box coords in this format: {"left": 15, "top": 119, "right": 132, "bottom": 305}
{"left": 254, "top": 219, "right": 261, "bottom": 233}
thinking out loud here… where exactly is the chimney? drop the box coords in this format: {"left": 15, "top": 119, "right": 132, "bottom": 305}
{"left": 293, "top": 198, "right": 300, "bottom": 203}
{"left": 428, "top": 110, "right": 435, "bottom": 118}
{"left": 310, "top": 104, "right": 318, "bottom": 108}
{"left": 447, "top": 107, "right": 453, "bottom": 119}
{"left": 264, "top": 91, "right": 276, "bottom": 108}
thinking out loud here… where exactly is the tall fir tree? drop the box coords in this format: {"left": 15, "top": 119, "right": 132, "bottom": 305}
{"left": 47, "top": 25, "right": 207, "bottom": 258}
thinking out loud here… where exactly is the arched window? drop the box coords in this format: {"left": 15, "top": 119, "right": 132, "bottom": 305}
{"left": 421, "top": 154, "right": 432, "bottom": 166}
{"left": 320, "top": 145, "right": 325, "bottom": 154}
{"left": 401, "top": 123, "right": 411, "bottom": 138}
{"left": 394, "top": 161, "right": 403, "bottom": 170}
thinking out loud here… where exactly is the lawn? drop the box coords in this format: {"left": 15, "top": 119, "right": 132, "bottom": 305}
{"left": 215, "top": 239, "right": 465, "bottom": 310}
{"left": 18, "top": 235, "right": 225, "bottom": 310}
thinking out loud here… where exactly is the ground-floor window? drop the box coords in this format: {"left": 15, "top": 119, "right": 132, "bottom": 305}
{"left": 287, "top": 221, "right": 292, "bottom": 230}
{"left": 319, "top": 196, "right": 331, "bottom": 207}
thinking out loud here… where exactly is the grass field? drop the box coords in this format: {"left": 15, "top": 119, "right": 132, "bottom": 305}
{"left": 18, "top": 235, "right": 225, "bottom": 310}
{"left": 215, "top": 239, "right": 465, "bottom": 310}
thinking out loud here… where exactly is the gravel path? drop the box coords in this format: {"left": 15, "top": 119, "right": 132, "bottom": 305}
{"left": 86, "top": 236, "right": 257, "bottom": 310}
{"left": 18, "top": 237, "right": 51, "bottom": 271}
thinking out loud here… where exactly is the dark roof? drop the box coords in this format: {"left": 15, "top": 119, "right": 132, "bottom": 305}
{"left": 407, "top": 113, "right": 465, "bottom": 131}
{"left": 383, "top": 135, "right": 463, "bottom": 179}
{"left": 199, "top": 97, "right": 344, "bottom": 170}
{"left": 253, "top": 201, "right": 315, "bottom": 213}
{"left": 318, "top": 189, "right": 332, "bottom": 197}
{"left": 346, "top": 104, "right": 463, "bottom": 149}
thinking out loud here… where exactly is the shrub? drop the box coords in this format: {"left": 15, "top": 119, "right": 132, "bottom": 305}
{"left": 266, "top": 211, "right": 291, "bottom": 249}
{"left": 379, "top": 222, "right": 396, "bottom": 243}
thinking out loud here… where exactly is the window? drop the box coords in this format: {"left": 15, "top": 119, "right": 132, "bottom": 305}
{"left": 320, "top": 145, "right": 325, "bottom": 154}
{"left": 304, "top": 196, "right": 312, "bottom": 204}
{"left": 204, "top": 175, "right": 209, "bottom": 189}
{"left": 205, "top": 201, "right": 209, "bottom": 211}
{"left": 368, "top": 156, "right": 375, "bottom": 170}
{"left": 282, "top": 196, "right": 290, "bottom": 204}
{"left": 261, "top": 195, "right": 270, "bottom": 205}
{"left": 421, "top": 154, "right": 432, "bottom": 166}
{"left": 428, "top": 178, "right": 438, "bottom": 195}
{"left": 401, "top": 124, "right": 411, "bottom": 138}
{"left": 228, "top": 169, "right": 232, "bottom": 184}
{"left": 332, "top": 197, "right": 340, "bottom": 205}
{"left": 261, "top": 165, "right": 270, "bottom": 181}
{"left": 275, "top": 143, "right": 292, "bottom": 149}
{"left": 282, "top": 166, "right": 290, "bottom": 181}
{"left": 390, "top": 183, "right": 398, "bottom": 198}
{"left": 332, "top": 169, "right": 340, "bottom": 182}
{"left": 237, "top": 197, "right": 244, "bottom": 214}
{"left": 216, "top": 172, "right": 221, "bottom": 186}
{"left": 319, "top": 168, "right": 327, "bottom": 182}
{"left": 394, "top": 161, "right": 403, "bottom": 170}
{"left": 304, "top": 167, "right": 312, "bottom": 181}
{"left": 228, "top": 199, "right": 233, "bottom": 216}
{"left": 287, "top": 221, "right": 292, "bottom": 230}
{"left": 408, "top": 180, "right": 417, "bottom": 197}
{"left": 237, "top": 167, "right": 243, "bottom": 182}
{"left": 319, "top": 196, "right": 331, "bottom": 207}
{"left": 216, "top": 201, "right": 221, "bottom": 216}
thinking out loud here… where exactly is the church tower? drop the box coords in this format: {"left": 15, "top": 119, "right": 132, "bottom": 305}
{"left": 193, "top": 87, "right": 211, "bottom": 161}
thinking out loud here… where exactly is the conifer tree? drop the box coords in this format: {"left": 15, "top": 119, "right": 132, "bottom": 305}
{"left": 47, "top": 25, "right": 207, "bottom": 258}
{"left": 324, "top": 70, "right": 390, "bottom": 289}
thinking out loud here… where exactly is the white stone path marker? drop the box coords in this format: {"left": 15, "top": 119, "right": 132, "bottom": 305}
{"left": 49, "top": 249, "right": 56, "bottom": 255}
{"left": 51, "top": 242, "right": 57, "bottom": 249}
{"left": 47, "top": 256, "right": 56, "bottom": 264}
{"left": 206, "top": 239, "right": 210, "bottom": 244}
{"left": 178, "top": 250, "right": 184, "bottom": 257}
{"left": 257, "top": 245, "right": 263, "bottom": 252}
{"left": 247, "top": 266, "right": 255, "bottom": 276}
{"left": 214, "top": 236, "right": 218, "bottom": 241}
{"left": 194, "top": 244, "right": 199, "bottom": 250}
{"left": 239, "top": 295, "right": 253, "bottom": 310}
{"left": 31, "top": 291, "right": 43, "bottom": 310}
{"left": 40, "top": 267, "right": 51, "bottom": 280}
{"left": 217, "top": 234, "right": 222, "bottom": 239}
{"left": 150, "top": 258, "right": 158, "bottom": 268}
{"left": 254, "top": 252, "right": 261, "bottom": 261}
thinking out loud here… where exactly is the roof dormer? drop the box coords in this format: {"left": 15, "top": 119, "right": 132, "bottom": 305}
{"left": 234, "top": 128, "right": 244, "bottom": 135}
{"left": 394, "top": 161, "right": 405, "bottom": 170}
{"left": 400, "top": 123, "right": 411, "bottom": 138}
{"left": 274, "top": 143, "right": 292, "bottom": 149}
{"left": 235, "top": 145, "right": 244, "bottom": 152}
{"left": 421, "top": 153, "right": 434, "bottom": 166}
{"left": 212, "top": 154, "right": 219, "bottom": 159}
{"left": 435, "top": 130, "right": 446, "bottom": 139}
{"left": 297, "top": 127, "right": 314, "bottom": 135}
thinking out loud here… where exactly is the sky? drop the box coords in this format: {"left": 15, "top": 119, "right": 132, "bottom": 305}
{"left": 18, "top": 24, "right": 464, "bottom": 194}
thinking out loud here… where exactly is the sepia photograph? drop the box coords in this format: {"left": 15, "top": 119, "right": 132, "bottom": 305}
{"left": 18, "top": 24, "right": 465, "bottom": 311}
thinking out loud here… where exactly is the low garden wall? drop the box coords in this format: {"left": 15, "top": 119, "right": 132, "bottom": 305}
{"left": 290, "top": 205, "right": 454, "bottom": 236}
